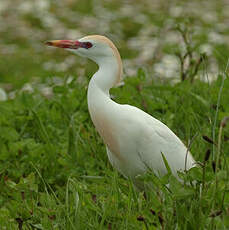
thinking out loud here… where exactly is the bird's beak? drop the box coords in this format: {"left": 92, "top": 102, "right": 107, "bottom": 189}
{"left": 45, "top": 40, "right": 81, "bottom": 49}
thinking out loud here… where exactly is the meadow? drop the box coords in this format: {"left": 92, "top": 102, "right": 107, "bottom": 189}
{"left": 0, "top": 0, "right": 228, "bottom": 229}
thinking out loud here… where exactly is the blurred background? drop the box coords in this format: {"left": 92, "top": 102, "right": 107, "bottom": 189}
{"left": 0, "top": 0, "right": 229, "bottom": 92}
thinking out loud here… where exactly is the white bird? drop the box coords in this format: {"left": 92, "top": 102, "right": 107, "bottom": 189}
{"left": 46, "top": 35, "right": 196, "bottom": 184}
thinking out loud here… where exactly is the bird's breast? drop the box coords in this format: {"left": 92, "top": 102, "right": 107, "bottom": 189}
{"left": 90, "top": 111, "right": 124, "bottom": 162}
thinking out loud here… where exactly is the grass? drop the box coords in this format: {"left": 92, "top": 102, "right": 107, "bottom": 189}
{"left": 0, "top": 71, "right": 228, "bottom": 229}
{"left": 0, "top": 0, "right": 229, "bottom": 229}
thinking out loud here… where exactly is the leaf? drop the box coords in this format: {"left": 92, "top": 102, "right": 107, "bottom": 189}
{"left": 161, "top": 152, "right": 172, "bottom": 175}
{"left": 173, "top": 187, "right": 195, "bottom": 200}
{"left": 31, "top": 110, "right": 51, "bottom": 145}
{"left": 0, "top": 127, "right": 19, "bottom": 141}
{"left": 187, "top": 167, "right": 203, "bottom": 181}
{"left": 67, "top": 118, "right": 78, "bottom": 158}
{"left": 137, "top": 67, "right": 146, "bottom": 81}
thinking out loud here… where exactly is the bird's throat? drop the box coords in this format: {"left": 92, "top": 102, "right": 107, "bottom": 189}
{"left": 91, "top": 55, "right": 122, "bottom": 93}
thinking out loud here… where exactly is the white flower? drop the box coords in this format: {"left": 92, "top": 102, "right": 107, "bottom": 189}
{"left": 21, "top": 83, "right": 34, "bottom": 93}
{"left": 0, "top": 88, "right": 7, "bottom": 101}
{"left": 154, "top": 55, "right": 180, "bottom": 78}
{"left": 208, "top": 32, "right": 225, "bottom": 44}
{"left": 199, "top": 44, "right": 212, "bottom": 55}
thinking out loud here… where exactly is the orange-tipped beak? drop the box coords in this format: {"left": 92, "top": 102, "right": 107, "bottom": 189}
{"left": 45, "top": 40, "right": 81, "bottom": 49}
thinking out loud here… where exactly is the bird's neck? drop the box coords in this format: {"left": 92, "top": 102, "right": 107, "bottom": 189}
{"left": 87, "top": 53, "right": 122, "bottom": 105}
{"left": 87, "top": 56, "right": 123, "bottom": 156}
{"left": 87, "top": 53, "right": 122, "bottom": 120}
{"left": 88, "top": 59, "right": 118, "bottom": 114}
{"left": 90, "top": 55, "right": 122, "bottom": 95}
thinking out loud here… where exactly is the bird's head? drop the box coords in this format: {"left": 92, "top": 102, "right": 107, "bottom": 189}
{"left": 46, "top": 35, "right": 121, "bottom": 66}
{"left": 46, "top": 35, "right": 123, "bottom": 85}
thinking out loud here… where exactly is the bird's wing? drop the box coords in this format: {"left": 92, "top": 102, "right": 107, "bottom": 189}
{"left": 141, "top": 116, "right": 195, "bottom": 176}
{"left": 120, "top": 105, "right": 195, "bottom": 177}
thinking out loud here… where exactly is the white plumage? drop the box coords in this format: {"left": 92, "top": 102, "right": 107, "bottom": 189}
{"left": 46, "top": 35, "right": 196, "bottom": 183}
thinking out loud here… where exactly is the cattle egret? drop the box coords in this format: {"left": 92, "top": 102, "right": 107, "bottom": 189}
{"left": 46, "top": 35, "right": 196, "bottom": 183}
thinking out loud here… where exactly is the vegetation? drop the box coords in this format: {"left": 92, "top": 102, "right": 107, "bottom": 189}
{"left": 0, "top": 73, "right": 228, "bottom": 229}
{"left": 0, "top": 0, "right": 228, "bottom": 229}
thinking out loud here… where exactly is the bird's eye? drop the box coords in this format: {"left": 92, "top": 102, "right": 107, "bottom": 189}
{"left": 81, "top": 42, "right": 93, "bottom": 49}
